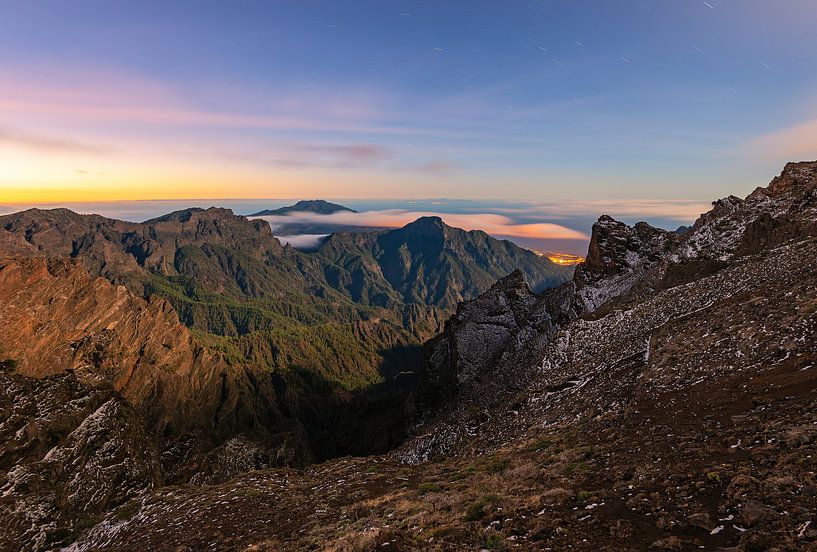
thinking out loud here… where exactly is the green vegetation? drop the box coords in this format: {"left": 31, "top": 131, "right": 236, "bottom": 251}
{"left": 563, "top": 461, "right": 593, "bottom": 475}
{"left": 480, "top": 455, "right": 512, "bottom": 474}
{"left": 464, "top": 494, "right": 500, "bottom": 521}
{"left": 484, "top": 531, "right": 507, "bottom": 550}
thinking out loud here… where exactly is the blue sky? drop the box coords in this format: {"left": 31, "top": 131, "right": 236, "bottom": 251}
{"left": 1, "top": 1, "right": 816, "bottom": 213}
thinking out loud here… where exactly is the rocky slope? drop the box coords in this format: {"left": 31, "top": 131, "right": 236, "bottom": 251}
{"left": 55, "top": 161, "right": 817, "bottom": 551}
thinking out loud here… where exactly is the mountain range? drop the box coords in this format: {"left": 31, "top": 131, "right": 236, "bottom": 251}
{"left": 1, "top": 162, "right": 816, "bottom": 550}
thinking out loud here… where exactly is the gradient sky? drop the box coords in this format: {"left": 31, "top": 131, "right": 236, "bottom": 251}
{"left": 1, "top": 0, "right": 817, "bottom": 206}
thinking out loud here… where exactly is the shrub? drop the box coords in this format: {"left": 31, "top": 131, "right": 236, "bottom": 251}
{"left": 417, "top": 482, "right": 442, "bottom": 495}
{"left": 482, "top": 456, "right": 512, "bottom": 474}
{"left": 706, "top": 471, "right": 721, "bottom": 483}
{"left": 485, "top": 531, "right": 506, "bottom": 550}
{"left": 465, "top": 494, "right": 499, "bottom": 521}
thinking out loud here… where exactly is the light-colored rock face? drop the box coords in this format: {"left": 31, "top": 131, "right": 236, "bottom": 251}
{"left": 0, "top": 256, "right": 280, "bottom": 441}
{"left": 0, "top": 257, "right": 219, "bottom": 404}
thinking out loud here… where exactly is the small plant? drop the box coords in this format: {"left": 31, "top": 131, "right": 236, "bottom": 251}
{"left": 365, "top": 466, "right": 378, "bottom": 474}
{"left": 417, "top": 482, "right": 442, "bottom": 495}
{"left": 485, "top": 531, "right": 506, "bottom": 550}
{"left": 527, "top": 438, "right": 554, "bottom": 452}
{"left": 563, "top": 462, "right": 593, "bottom": 475}
{"left": 576, "top": 490, "right": 592, "bottom": 501}
{"left": 482, "top": 455, "right": 512, "bottom": 474}
{"left": 465, "top": 493, "right": 499, "bottom": 521}
{"left": 706, "top": 471, "right": 721, "bottom": 483}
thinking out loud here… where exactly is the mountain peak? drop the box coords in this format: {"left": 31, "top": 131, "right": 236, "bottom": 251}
{"left": 251, "top": 199, "right": 356, "bottom": 217}
{"left": 145, "top": 207, "right": 237, "bottom": 224}
{"left": 405, "top": 215, "right": 445, "bottom": 228}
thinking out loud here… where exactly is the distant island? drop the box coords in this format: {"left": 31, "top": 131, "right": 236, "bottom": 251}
{"left": 251, "top": 199, "right": 357, "bottom": 217}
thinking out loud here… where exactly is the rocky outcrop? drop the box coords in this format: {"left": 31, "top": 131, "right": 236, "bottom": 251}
{"left": 574, "top": 216, "right": 677, "bottom": 311}
{"left": 421, "top": 271, "right": 566, "bottom": 410}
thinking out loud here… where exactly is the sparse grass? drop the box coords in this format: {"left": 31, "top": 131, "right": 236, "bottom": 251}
{"left": 563, "top": 461, "right": 593, "bottom": 475}
{"left": 526, "top": 437, "right": 555, "bottom": 452}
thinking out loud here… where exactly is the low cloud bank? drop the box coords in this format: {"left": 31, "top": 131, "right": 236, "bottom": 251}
{"left": 255, "top": 210, "right": 590, "bottom": 241}
{"left": 276, "top": 234, "right": 329, "bottom": 249}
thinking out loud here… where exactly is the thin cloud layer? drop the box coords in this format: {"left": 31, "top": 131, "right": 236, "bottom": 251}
{"left": 0, "top": 126, "right": 111, "bottom": 154}
{"left": 255, "top": 210, "right": 590, "bottom": 241}
{"left": 523, "top": 199, "right": 712, "bottom": 222}
{"left": 271, "top": 144, "right": 394, "bottom": 168}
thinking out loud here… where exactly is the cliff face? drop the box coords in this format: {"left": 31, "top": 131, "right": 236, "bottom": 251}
{"left": 0, "top": 256, "right": 233, "bottom": 430}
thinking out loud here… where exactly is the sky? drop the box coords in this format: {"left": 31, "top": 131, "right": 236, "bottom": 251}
{"left": 1, "top": 0, "right": 816, "bottom": 247}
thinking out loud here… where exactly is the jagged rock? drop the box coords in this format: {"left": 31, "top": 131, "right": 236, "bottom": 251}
{"left": 420, "top": 270, "right": 556, "bottom": 409}
{"left": 573, "top": 215, "right": 678, "bottom": 312}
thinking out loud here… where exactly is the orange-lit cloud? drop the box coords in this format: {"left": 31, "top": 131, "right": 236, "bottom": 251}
{"left": 255, "top": 210, "right": 590, "bottom": 241}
